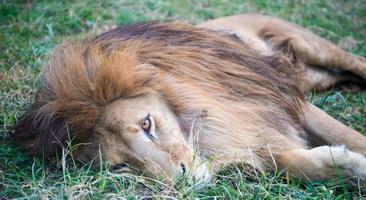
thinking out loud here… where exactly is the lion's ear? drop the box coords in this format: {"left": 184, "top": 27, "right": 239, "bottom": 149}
{"left": 10, "top": 91, "right": 68, "bottom": 158}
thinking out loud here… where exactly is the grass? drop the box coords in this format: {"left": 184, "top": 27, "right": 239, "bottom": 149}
{"left": 1, "top": 0, "right": 365, "bottom": 199}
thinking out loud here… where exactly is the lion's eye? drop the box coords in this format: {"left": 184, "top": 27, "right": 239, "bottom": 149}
{"left": 141, "top": 116, "right": 151, "bottom": 132}
{"left": 141, "top": 115, "right": 157, "bottom": 141}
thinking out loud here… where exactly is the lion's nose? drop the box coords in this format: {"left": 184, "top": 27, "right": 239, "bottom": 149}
{"left": 180, "top": 162, "right": 187, "bottom": 174}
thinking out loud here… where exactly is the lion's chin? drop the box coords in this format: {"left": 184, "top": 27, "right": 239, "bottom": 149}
{"left": 165, "top": 162, "right": 212, "bottom": 185}
{"left": 190, "top": 162, "right": 212, "bottom": 184}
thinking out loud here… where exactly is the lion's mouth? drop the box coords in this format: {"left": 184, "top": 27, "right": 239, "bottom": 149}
{"left": 111, "top": 161, "right": 212, "bottom": 185}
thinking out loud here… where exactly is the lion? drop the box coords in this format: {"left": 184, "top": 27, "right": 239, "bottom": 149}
{"left": 10, "top": 14, "right": 366, "bottom": 185}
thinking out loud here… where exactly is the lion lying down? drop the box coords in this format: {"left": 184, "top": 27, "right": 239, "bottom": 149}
{"left": 11, "top": 14, "right": 366, "bottom": 185}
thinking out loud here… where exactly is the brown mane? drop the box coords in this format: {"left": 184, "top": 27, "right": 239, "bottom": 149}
{"left": 11, "top": 22, "right": 305, "bottom": 159}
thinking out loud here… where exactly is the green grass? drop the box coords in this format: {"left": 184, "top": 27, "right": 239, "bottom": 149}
{"left": 1, "top": 0, "right": 365, "bottom": 199}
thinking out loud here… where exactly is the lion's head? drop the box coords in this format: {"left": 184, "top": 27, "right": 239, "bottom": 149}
{"left": 93, "top": 92, "right": 210, "bottom": 181}
{"left": 10, "top": 43, "right": 211, "bottom": 182}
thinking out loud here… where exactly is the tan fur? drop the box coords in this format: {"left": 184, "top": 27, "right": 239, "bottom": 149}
{"left": 11, "top": 14, "right": 366, "bottom": 185}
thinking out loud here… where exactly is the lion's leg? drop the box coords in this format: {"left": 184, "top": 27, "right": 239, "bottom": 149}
{"left": 302, "top": 66, "right": 361, "bottom": 92}
{"left": 277, "top": 145, "right": 366, "bottom": 184}
{"left": 259, "top": 20, "right": 366, "bottom": 80}
{"left": 198, "top": 14, "right": 366, "bottom": 80}
{"left": 300, "top": 102, "right": 366, "bottom": 156}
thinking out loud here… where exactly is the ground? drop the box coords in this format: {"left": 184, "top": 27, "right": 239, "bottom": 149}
{"left": 1, "top": 0, "right": 365, "bottom": 199}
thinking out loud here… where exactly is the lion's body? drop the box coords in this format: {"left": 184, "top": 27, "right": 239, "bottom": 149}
{"left": 92, "top": 21, "right": 310, "bottom": 170}
{"left": 11, "top": 14, "right": 366, "bottom": 184}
